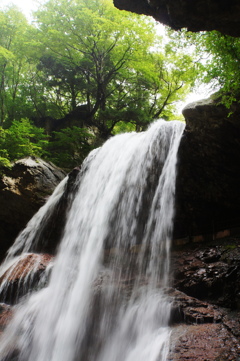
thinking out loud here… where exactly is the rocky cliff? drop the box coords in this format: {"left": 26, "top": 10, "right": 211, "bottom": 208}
{"left": 0, "top": 158, "right": 66, "bottom": 259}
{"left": 170, "top": 97, "right": 240, "bottom": 359}
{"left": 114, "top": 0, "right": 240, "bottom": 37}
{"left": 174, "top": 96, "right": 240, "bottom": 239}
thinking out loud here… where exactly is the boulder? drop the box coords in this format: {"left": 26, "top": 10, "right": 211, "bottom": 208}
{"left": 0, "top": 253, "right": 53, "bottom": 304}
{"left": 0, "top": 157, "right": 66, "bottom": 259}
{"left": 25, "top": 166, "right": 81, "bottom": 255}
{"left": 174, "top": 96, "right": 240, "bottom": 238}
{"left": 114, "top": 0, "right": 240, "bottom": 37}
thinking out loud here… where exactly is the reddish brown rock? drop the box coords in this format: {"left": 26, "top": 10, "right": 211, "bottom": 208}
{"left": 169, "top": 323, "right": 240, "bottom": 361}
{"left": 169, "top": 236, "right": 240, "bottom": 359}
{"left": 223, "top": 311, "right": 240, "bottom": 338}
{"left": 171, "top": 237, "right": 240, "bottom": 308}
{"left": 0, "top": 253, "right": 53, "bottom": 282}
{"left": 0, "top": 253, "right": 53, "bottom": 304}
{"left": 0, "top": 304, "right": 13, "bottom": 332}
{"left": 169, "top": 289, "right": 222, "bottom": 325}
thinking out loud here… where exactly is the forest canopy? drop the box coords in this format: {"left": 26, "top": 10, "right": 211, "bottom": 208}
{"left": 1, "top": 0, "right": 238, "bottom": 170}
{"left": 167, "top": 28, "right": 240, "bottom": 106}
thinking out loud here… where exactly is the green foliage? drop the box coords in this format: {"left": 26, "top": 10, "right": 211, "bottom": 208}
{"left": 48, "top": 127, "right": 95, "bottom": 169}
{"left": 33, "top": 0, "right": 197, "bottom": 135}
{"left": 0, "top": 6, "right": 36, "bottom": 124}
{"left": 0, "top": 0, "right": 201, "bottom": 168}
{"left": 0, "top": 127, "right": 11, "bottom": 170}
{"left": 198, "top": 32, "right": 240, "bottom": 94}
{"left": 1, "top": 119, "right": 48, "bottom": 161}
{"left": 224, "top": 244, "right": 236, "bottom": 250}
{"left": 0, "top": 0, "right": 198, "bottom": 133}
{"left": 167, "top": 28, "right": 240, "bottom": 107}
{"left": 0, "top": 156, "right": 11, "bottom": 168}
{"left": 112, "top": 121, "right": 135, "bottom": 135}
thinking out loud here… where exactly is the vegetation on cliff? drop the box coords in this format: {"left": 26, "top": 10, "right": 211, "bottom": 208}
{"left": 0, "top": 0, "right": 199, "bottom": 170}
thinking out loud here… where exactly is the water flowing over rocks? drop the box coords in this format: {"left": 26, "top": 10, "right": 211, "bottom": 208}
{"left": 0, "top": 304, "right": 13, "bottom": 333}
{"left": 0, "top": 96, "right": 240, "bottom": 359}
{"left": 0, "top": 120, "right": 185, "bottom": 361}
{"left": 0, "top": 253, "right": 53, "bottom": 304}
{"left": 0, "top": 157, "right": 66, "bottom": 259}
{"left": 113, "top": 0, "right": 240, "bottom": 37}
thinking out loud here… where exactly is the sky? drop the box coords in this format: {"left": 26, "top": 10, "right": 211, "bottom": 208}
{"left": 177, "top": 83, "right": 213, "bottom": 112}
{"left": 1, "top": 0, "right": 212, "bottom": 112}
{"left": 0, "top": 0, "right": 39, "bottom": 19}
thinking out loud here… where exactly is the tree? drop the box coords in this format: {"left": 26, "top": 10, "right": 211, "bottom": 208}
{"left": 34, "top": 0, "right": 197, "bottom": 136}
{"left": 0, "top": 127, "right": 11, "bottom": 169}
{"left": 167, "top": 28, "right": 240, "bottom": 107}
{"left": 200, "top": 32, "right": 240, "bottom": 106}
{"left": 0, "top": 6, "right": 35, "bottom": 125}
{"left": 48, "top": 126, "right": 95, "bottom": 169}
{"left": 0, "top": 0, "right": 200, "bottom": 170}
{"left": 0, "top": 118, "right": 48, "bottom": 161}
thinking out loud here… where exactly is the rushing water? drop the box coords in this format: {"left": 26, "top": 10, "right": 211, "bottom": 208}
{"left": 0, "top": 119, "right": 185, "bottom": 361}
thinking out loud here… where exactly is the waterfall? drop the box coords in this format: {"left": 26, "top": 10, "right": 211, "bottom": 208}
{"left": 5, "top": 176, "right": 68, "bottom": 258}
{"left": 0, "top": 119, "right": 185, "bottom": 361}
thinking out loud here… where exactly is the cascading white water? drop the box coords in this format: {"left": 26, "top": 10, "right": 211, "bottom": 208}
{"left": 5, "top": 176, "right": 68, "bottom": 259}
{"left": 0, "top": 119, "right": 185, "bottom": 361}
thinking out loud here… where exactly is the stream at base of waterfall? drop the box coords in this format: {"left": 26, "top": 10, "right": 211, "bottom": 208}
{"left": 0, "top": 119, "right": 185, "bottom": 361}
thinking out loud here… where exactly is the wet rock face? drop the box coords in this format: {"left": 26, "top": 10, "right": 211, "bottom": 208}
{"left": 169, "top": 322, "right": 240, "bottom": 361}
{"left": 169, "top": 289, "right": 222, "bottom": 325}
{"left": 113, "top": 0, "right": 240, "bottom": 37}
{"left": 169, "top": 290, "right": 240, "bottom": 360}
{"left": 0, "top": 253, "right": 53, "bottom": 304}
{"left": 0, "top": 157, "right": 66, "bottom": 259}
{"left": 0, "top": 304, "right": 13, "bottom": 332}
{"left": 25, "top": 166, "right": 81, "bottom": 256}
{"left": 169, "top": 237, "right": 240, "bottom": 360}
{"left": 174, "top": 97, "right": 240, "bottom": 238}
{"left": 172, "top": 237, "right": 240, "bottom": 308}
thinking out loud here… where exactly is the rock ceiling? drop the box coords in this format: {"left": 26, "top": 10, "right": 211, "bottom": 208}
{"left": 114, "top": 0, "right": 240, "bottom": 37}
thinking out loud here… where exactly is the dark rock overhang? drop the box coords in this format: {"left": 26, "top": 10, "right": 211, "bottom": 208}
{"left": 113, "top": 0, "right": 240, "bottom": 37}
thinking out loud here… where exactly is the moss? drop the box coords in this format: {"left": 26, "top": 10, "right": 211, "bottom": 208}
{"left": 224, "top": 244, "right": 237, "bottom": 250}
